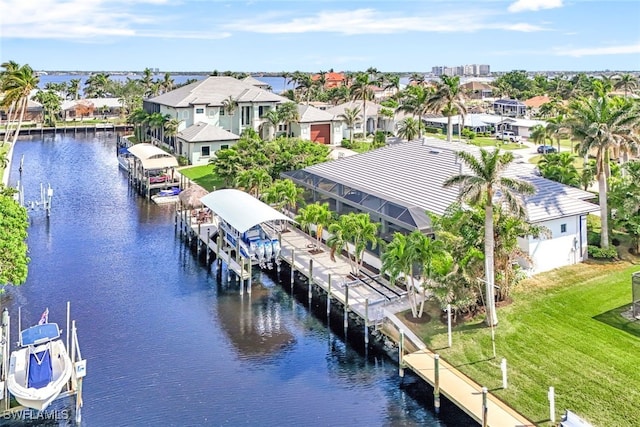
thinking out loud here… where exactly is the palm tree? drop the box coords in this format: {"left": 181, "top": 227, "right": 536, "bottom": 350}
{"left": 327, "top": 212, "right": 379, "bottom": 276}
{"left": 1, "top": 60, "right": 20, "bottom": 143}
{"left": 382, "top": 232, "right": 419, "bottom": 317}
{"left": 67, "top": 78, "right": 81, "bottom": 100}
{"left": 277, "top": 102, "right": 299, "bottom": 140}
{"left": 443, "top": 149, "right": 535, "bottom": 326}
{"left": 428, "top": 75, "right": 467, "bottom": 143}
{"left": 235, "top": 168, "right": 272, "bottom": 197}
{"left": 614, "top": 73, "right": 638, "bottom": 97}
{"left": 567, "top": 95, "right": 638, "bottom": 249}
{"left": 262, "top": 179, "right": 302, "bottom": 230}
{"left": 537, "top": 152, "right": 581, "bottom": 187}
{"left": 84, "top": 72, "right": 111, "bottom": 98}
{"left": 263, "top": 109, "right": 280, "bottom": 141}
{"left": 33, "top": 90, "right": 62, "bottom": 127}
{"left": 295, "top": 202, "right": 333, "bottom": 249}
{"left": 408, "top": 231, "right": 451, "bottom": 318}
{"left": 529, "top": 124, "right": 553, "bottom": 149}
{"left": 140, "top": 68, "right": 155, "bottom": 97}
{"left": 396, "top": 117, "right": 421, "bottom": 141}
{"left": 546, "top": 114, "right": 569, "bottom": 153}
{"left": 397, "top": 85, "right": 432, "bottom": 138}
{"left": 409, "top": 73, "right": 425, "bottom": 86}
{"left": 164, "top": 118, "right": 180, "bottom": 151}
{"left": 160, "top": 72, "right": 174, "bottom": 94}
{"left": 351, "top": 72, "right": 379, "bottom": 139}
{"left": 128, "top": 109, "right": 149, "bottom": 142}
{"left": 339, "top": 106, "right": 361, "bottom": 145}
{"left": 2, "top": 63, "right": 40, "bottom": 145}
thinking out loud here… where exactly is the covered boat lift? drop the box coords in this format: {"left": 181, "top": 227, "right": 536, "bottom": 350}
{"left": 127, "top": 143, "right": 180, "bottom": 199}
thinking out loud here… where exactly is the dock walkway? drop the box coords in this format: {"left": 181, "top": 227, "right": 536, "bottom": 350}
{"left": 403, "top": 349, "right": 534, "bottom": 426}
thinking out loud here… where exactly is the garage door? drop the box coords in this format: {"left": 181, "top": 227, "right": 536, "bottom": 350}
{"left": 310, "top": 124, "right": 331, "bottom": 144}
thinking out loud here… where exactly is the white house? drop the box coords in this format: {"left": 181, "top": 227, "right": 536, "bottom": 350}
{"left": 176, "top": 122, "right": 240, "bottom": 165}
{"left": 326, "top": 100, "right": 395, "bottom": 138}
{"left": 290, "top": 105, "right": 343, "bottom": 145}
{"left": 283, "top": 138, "right": 599, "bottom": 274}
{"left": 145, "top": 76, "right": 289, "bottom": 163}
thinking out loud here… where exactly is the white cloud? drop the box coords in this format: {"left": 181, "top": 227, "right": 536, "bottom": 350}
{"left": 0, "top": 0, "right": 223, "bottom": 40}
{"left": 554, "top": 42, "right": 640, "bottom": 57}
{"left": 225, "top": 8, "right": 547, "bottom": 35}
{"left": 508, "top": 0, "right": 563, "bottom": 13}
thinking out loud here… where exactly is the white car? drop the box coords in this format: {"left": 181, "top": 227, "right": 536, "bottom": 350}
{"left": 495, "top": 131, "right": 521, "bottom": 143}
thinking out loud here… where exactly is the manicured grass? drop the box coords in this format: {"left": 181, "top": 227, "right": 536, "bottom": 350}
{"left": 430, "top": 134, "right": 527, "bottom": 151}
{"left": 179, "top": 165, "right": 225, "bottom": 192}
{"left": 406, "top": 261, "right": 640, "bottom": 426}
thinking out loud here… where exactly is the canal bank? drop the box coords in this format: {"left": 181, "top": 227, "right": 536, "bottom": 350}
{"left": 3, "top": 133, "right": 475, "bottom": 426}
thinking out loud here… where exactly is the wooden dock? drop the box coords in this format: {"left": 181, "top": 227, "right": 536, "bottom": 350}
{"left": 181, "top": 210, "right": 533, "bottom": 426}
{"left": 402, "top": 349, "right": 534, "bottom": 426}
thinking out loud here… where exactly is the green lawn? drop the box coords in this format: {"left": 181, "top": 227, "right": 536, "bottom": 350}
{"left": 179, "top": 165, "right": 225, "bottom": 192}
{"left": 429, "top": 134, "right": 527, "bottom": 151}
{"left": 407, "top": 261, "right": 640, "bottom": 426}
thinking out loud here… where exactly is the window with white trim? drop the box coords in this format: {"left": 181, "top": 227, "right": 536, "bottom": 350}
{"left": 560, "top": 223, "right": 567, "bottom": 233}
{"left": 201, "top": 146, "right": 210, "bottom": 157}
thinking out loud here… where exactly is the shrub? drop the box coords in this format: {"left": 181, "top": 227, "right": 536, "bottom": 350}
{"left": 424, "top": 126, "right": 441, "bottom": 134}
{"left": 372, "top": 131, "right": 386, "bottom": 148}
{"left": 612, "top": 238, "right": 621, "bottom": 246}
{"left": 587, "top": 231, "right": 601, "bottom": 246}
{"left": 341, "top": 139, "right": 352, "bottom": 149}
{"left": 177, "top": 155, "right": 189, "bottom": 166}
{"left": 461, "top": 129, "right": 476, "bottom": 140}
{"left": 588, "top": 245, "right": 618, "bottom": 259}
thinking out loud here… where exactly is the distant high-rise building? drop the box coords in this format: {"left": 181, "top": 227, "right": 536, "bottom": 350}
{"left": 432, "top": 66, "right": 444, "bottom": 76}
{"left": 479, "top": 64, "right": 490, "bottom": 75}
{"left": 430, "top": 63, "right": 491, "bottom": 77}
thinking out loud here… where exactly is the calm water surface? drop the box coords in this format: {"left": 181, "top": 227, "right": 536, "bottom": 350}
{"left": 4, "top": 134, "right": 472, "bottom": 426}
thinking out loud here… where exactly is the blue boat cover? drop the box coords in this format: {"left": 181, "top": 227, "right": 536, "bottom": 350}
{"left": 21, "top": 323, "right": 60, "bottom": 346}
{"left": 28, "top": 349, "right": 53, "bottom": 389}
{"left": 118, "top": 147, "right": 130, "bottom": 155}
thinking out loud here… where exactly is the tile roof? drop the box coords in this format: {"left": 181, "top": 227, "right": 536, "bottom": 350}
{"left": 242, "top": 76, "right": 270, "bottom": 88}
{"left": 524, "top": 95, "right": 552, "bottom": 108}
{"left": 148, "top": 76, "right": 288, "bottom": 108}
{"left": 291, "top": 138, "right": 598, "bottom": 226}
{"left": 177, "top": 122, "right": 240, "bottom": 143}
{"left": 325, "top": 100, "right": 381, "bottom": 117}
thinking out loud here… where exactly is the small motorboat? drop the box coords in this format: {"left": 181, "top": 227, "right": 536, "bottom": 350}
{"left": 151, "top": 187, "right": 181, "bottom": 204}
{"left": 7, "top": 315, "right": 73, "bottom": 411}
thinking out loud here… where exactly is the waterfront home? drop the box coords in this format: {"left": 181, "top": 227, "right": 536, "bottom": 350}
{"left": 523, "top": 95, "right": 552, "bottom": 116}
{"left": 460, "top": 81, "right": 494, "bottom": 100}
{"left": 242, "top": 76, "right": 271, "bottom": 91}
{"left": 61, "top": 97, "right": 122, "bottom": 120}
{"left": 144, "top": 76, "right": 289, "bottom": 164}
{"left": 311, "top": 72, "right": 346, "bottom": 89}
{"left": 283, "top": 138, "right": 599, "bottom": 273}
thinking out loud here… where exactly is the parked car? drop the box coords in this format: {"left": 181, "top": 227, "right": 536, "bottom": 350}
{"left": 495, "top": 131, "right": 521, "bottom": 143}
{"left": 537, "top": 145, "right": 557, "bottom": 154}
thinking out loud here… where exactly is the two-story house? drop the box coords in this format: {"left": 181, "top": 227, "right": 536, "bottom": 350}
{"left": 144, "top": 76, "right": 289, "bottom": 165}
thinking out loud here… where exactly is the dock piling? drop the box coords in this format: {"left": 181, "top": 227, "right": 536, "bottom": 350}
{"left": 399, "top": 330, "right": 405, "bottom": 377}
{"left": 343, "top": 284, "right": 349, "bottom": 331}
{"left": 326, "top": 274, "right": 332, "bottom": 317}
{"left": 434, "top": 354, "right": 440, "bottom": 414}
{"left": 482, "top": 387, "right": 488, "bottom": 427}
{"left": 364, "top": 298, "right": 369, "bottom": 345}
{"left": 308, "top": 259, "right": 313, "bottom": 303}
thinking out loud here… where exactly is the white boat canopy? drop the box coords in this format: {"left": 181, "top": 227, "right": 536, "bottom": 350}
{"left": 200, "top": 189, "right": 295, "bottom": 233}
{"left": 127, "top": 143, "right": 178, "bottom": 170}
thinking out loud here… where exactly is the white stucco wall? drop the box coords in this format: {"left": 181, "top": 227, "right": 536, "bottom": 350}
{"left": 524, "top": 215, "right": 586, "bottom": 273}
{"left": 186, "top": 139, "right": 239, "bottom": 166}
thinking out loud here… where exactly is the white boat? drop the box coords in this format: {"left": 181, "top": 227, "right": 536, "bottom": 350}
{"left": 7, "top": 321, "right": 73, "bottom": 411}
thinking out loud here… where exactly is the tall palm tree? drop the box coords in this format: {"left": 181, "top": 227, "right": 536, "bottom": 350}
{"left": 262, "top": 179, "right": 302, "bottom": 230}
{"left": 164, "top": 118, "right": 181, "bottom": 150}
{"left": 614, "top": 73, "right": 638, "bottom": 97}
{"left": 351, "top": 72, "right": 379, "bottom": 139}
{"left": 2, "top": 63, "right": 40, "bottom": 145}
{"left": 443, "top": 149, "right": 535, "bottom": 326}
{"left": 567, "top": 95, "right": 638, "bottom": 249}
{"left": 128, "top": 108, "right": 149, "bottom": 142}
{"left": 409, "top": 73, "right": 425, "bottom": 86}
{"left": 382, "top": 232, "right": 418, "bottom": 317}
{"left": 546, "top": 114, "right": 569, "bottom": 153}
{"left": 160, "top": 72, "right": 174, "bottom": 94}
{"left": 529, "top": 124, "right": 553, "bottom": 149}
{"left": 338, "top": 106, "right": 361, "bottom": 145}
{"left": 84, "top": 72, "right": 111, "bottom": 98}
{"left": 67, "top": 78, "right": 81, "bottom": 100}
{"left": 428, "top": 75, "right": 467, "bottom": 143}
{"left": 33, "top": 90, "right": 62, "bottom": 127}
{"left": 397, "top": 85, "right": 432, "bottom": 138}
{"left": 408, "top": 231, "right": 451, "bottom": 318}
{"left": 1, "top": 60, "right": 20, "bottom": 144}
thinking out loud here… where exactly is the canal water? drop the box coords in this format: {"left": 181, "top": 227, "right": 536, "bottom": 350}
{"left": 4, "top": 134, "right": 473, "bottom": 426}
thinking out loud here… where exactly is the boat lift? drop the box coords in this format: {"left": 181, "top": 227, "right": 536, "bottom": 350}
{"left": 14, "top": 181, "right": 53, "bottom": 217}
{"left": 0, "top": 302, "right": 86, "bottom": 422}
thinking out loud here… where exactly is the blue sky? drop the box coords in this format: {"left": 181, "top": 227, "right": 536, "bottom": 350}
{"left": 1, "top": 0, "right": 639, "bottom": 72}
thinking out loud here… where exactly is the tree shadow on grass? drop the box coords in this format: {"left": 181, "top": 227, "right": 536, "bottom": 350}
{"left": 593, "top": 304, "right": 640, "bottom": 339}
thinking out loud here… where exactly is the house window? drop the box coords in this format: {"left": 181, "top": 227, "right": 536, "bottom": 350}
{"left": 258, "top": 106, "right": 270, "bottom": 117}
{"left": 219, "top": 108, "right": 225, "bottom": 116}
{"left": 560, "top": 224, "right": 567, "bottom": 233}
{"left": 221, "top": 144, "right": 229, "bottom": 150}
{"left": 241, "top": 106, "right": 251, "bottom": 125}
{"left": 207, "top": 109, "right": 215, "bottom": 118}
{"left": 196, "top": 108, "right": 204, "bottom": 114}
{"left": 278, "top": 124, "right": 288, "bottom": 132}
{"left": 201, "top": 146, "right": 210, "bottom": 157}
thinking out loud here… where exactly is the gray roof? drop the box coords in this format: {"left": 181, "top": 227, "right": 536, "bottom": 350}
{"left": 148, "top": 76, "right": 289, "bottom": 108}
{"left": 297, "top": 104, "right": 336, "bottom": 123}
{"left": 242, "top": 76, "right": 270, "bottom": 88}
{"left": 177, "top": 122, "right": 240, "bottom": 143}
{"left": 288, "top": 138, "right": 598, "bottom": 227}
{"left": 326, "top": 100, "right": 381, "bottom": 118}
